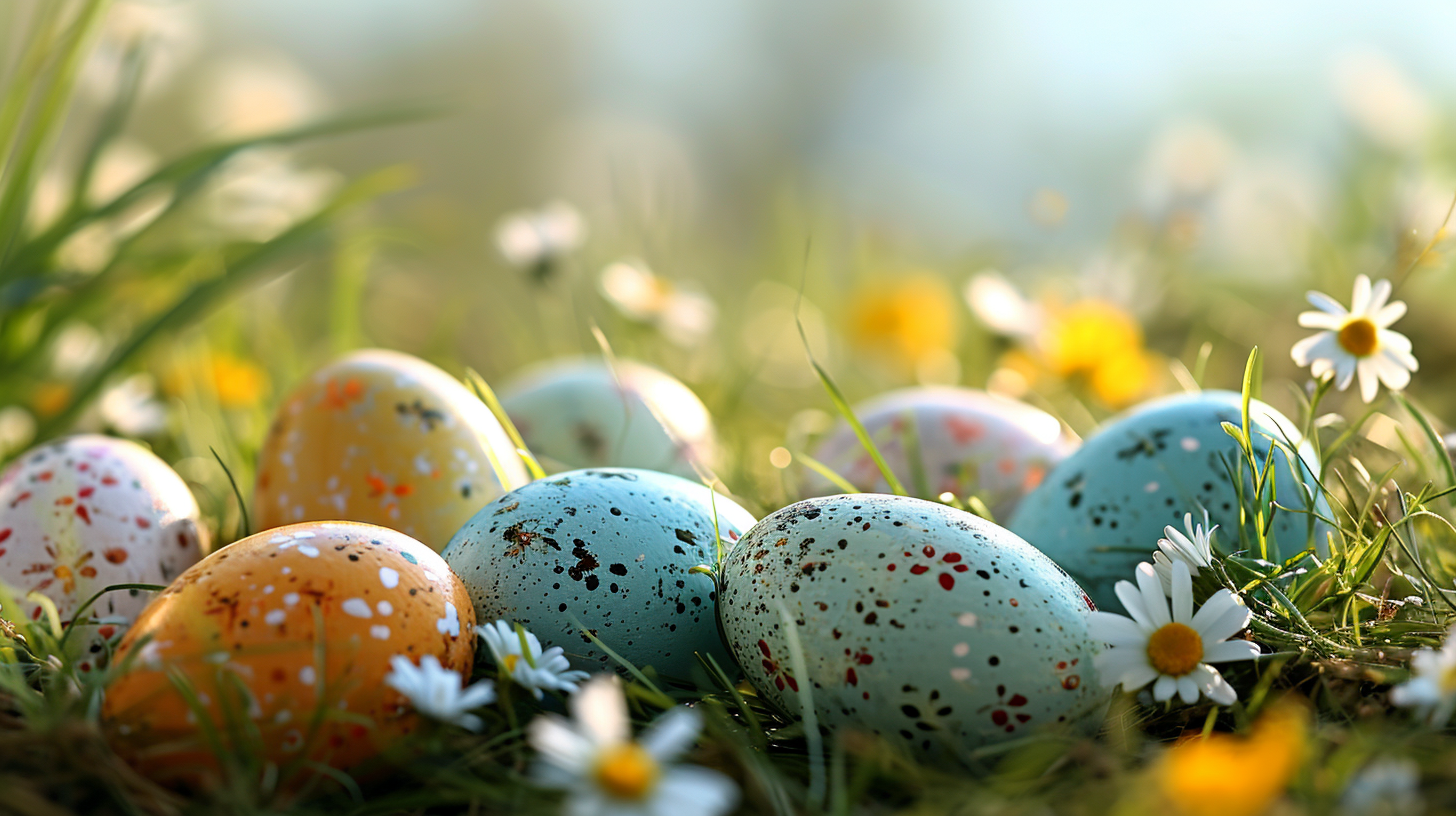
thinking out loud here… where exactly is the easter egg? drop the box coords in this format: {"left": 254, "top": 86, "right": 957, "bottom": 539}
{"left": 801, "top": 387, "right": 1075, "bottom": 520}
{"left": 1008, "top": 390, "right": 1332, "bottom": 609}
{"left": 102, "top": 521, "right": 476, "bottom": 787}
{"left": 500, "top": 358, "right": 716, "bottom": 478}
{"left": 0, "top": 435, "right": 207, "bottom": 669}
{"left": 254, "top": 349, "right": 529, "bottom": 552}
{"left": 717, "top": 494, "right": 1105, "bottom": 758}
{"left": 443, "top": 468, "right": 755, "bottom": 679}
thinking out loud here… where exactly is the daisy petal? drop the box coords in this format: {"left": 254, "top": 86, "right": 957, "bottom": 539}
{"left": 1191, "top": 591, "right": 1252, "bottom": 643}
{"left": 1176, "top": 674, "right": 1201, "bottom": 704}
{"left": 1366, "top": 278, "right": 1392, "bottom": 314}
{"left": 1357, "top": 358, "right": 1380, "bottom": 403}
{"left": 653, "top": 767, "right": 740, "bottom": 816}
{"left": 641, "top": 708, "right": 702, "bottom": 762}
{"left": 1171, "top": 560, "right": 1193, "bottom": 624}
{"left": 1373, "top": 299, "right": 1407, "bottom": 327}
{"left": 1290, "top": 332, "right": 1332, "bottom": 366}
{"left": 528, "top": 715, "right": 596, "bottom": 774}
{"left": 571, "top": 675, "right": 629, "bottom": 745}
{"left": 1202, "top": 638, "right": 1261, "bottom": 662}
{"left": 1088, "top": 611, "right": 1152, "bottom": 646}
{"left": 1114, "top": 580, "right": 1156, "bottom": 630}
{"left": 1297, "top": 311, "right": 1344, "bottom": 330}
{"left": 1305, "top": 290, "right": 1348, "bottom": 315}
{"left": 1351, "top": 275, "right": 1372, "bottom": 314}
{"left": 1153, "top": 674, "right": 1177, "bottom": 702}
{"left": 1134, "top": 563, "right": 1171, "bottom": 628}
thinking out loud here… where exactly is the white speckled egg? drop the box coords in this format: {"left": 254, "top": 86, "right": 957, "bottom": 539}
{"left": 254, "top": 349, "right": 529, "bottom": 551}
{"left": 500, "top": 358, "right": 717, "bottom": 479}
{"left": 443, "top": 468, "right": 755, "bottom": 679}
{"left": 717, "top": 494, "right": 1105, "bottom": 758}
{"left": 0, "top": 435, "right": 207, "bottom": 668}
{"left": 1008, "top": 390, "right": 1333, "bottom": 609}
{"left": 802, "top": 387, "right": 1076, "bottom": 519}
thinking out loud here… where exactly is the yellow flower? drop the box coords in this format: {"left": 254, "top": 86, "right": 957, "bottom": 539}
{"left": 1036, "top": 299, "right": 1156, "bottom": 408}
{"left": 32, "top": 383, "right": 72, "bottom": 418}
{"left": 164, "top": 353, "right": 269, "bottom": 408}
{"left": 1154, "top": 700, "right": 1308, "bottom": 816}
{"left": 846, "top": 274, "right": 957, "bottom": 368}
{"left": 209, "top": 354, "right": 268, "bottom": 407}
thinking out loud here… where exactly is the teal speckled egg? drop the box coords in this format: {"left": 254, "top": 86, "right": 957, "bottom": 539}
{"left": 500, "top": 358, "right": 717, "bottom": 479}
{"left": 1008, "top": 390, "right": 1333, "bottom": 609}
{"left": 442, "top": 468, "right": 756, "bottom": 679}
{"left": 717, "top": 494, "right": 1106, "bottom": 759}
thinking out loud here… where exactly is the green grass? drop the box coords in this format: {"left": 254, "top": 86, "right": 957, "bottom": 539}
{"left": 8, "top": 1, "right": 1456, "bottom": 814}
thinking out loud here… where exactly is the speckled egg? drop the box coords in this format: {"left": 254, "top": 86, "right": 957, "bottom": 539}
{"left": 717, "top": 494, "right": 1105, "bottom": 758}
{"left": 500, "top": 357, "right": 717, "bottom": 479}
{"left": 1008, "top": 390, "right": 1333, "bottom": 609}
{"left": 0, "top": 435, "right": 207, "bottom": 669}
{"left": 103, "top": 521, "right": 476, "bottom": 787}
{"left": 254, "top": 349, "right": 529, "bottom": 552}
{"left": 802, "top": 387, "right": 1076, "bottom": 519}
{"left": 442, "top": 468, "right": 755, "bottom": 679}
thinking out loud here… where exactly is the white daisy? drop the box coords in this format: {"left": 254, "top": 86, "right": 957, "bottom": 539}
{"left": 494, "top": 201, "right": 586, "bottom": 270}
{"left": 476, "top": 620, "right": 590, "bottom": 700}
{"left": 1152, "top": 511, "right": 1217, "bottom": 595}
{"left": 1390, "top": 624, "right": 1456, "bottom": 726}
{"left": 384, "top": 654, "right": 497, "bottom": 732}
{"left": 599, "top": 259, "right": 718, "bottom": 347}
{"left": 1340, "top": 758, "right": 1424, "bottom": 816}
{"left": 1291, "top": 275, "right": 1418, "bottom": 403}
{"left": 528, "top": 675, "right": 738, "bottom": 816}
{"left": 1089, "top": 561, "right": 1260, "bottom": 705}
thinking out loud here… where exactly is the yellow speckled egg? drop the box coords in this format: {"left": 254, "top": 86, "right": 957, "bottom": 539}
{"left": 102, "top": 521, "right": 477, "bottom": 788}
{"left": 254, "top": 350, "right": 529, "bottom": 551}
{"left": 0, "top": 435, "right": 207, "bottom": 670}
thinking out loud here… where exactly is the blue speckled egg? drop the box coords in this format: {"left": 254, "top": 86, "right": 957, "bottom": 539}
{"left": 442, "top": 468, "right": 756, "bottom": 679}
{"left": 717, "top": 494, "right": 1106, "bottom": 759}
{"left": 500, "top": 357, "right": 717, "bottom": 479}
{"left": 801, "top": 387, "right": 1076, "bottom": 519}
{"left": 1008, "top": 390, "right": 1332, "bottom": 609}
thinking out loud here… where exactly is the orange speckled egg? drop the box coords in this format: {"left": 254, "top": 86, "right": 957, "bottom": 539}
{"left": 0, "top": 434, "right": 207, "bottom": 670}
{"left": 102, "top": 521, "right": 477, "bottom": 787}
{"left": 254, "top": 349, "right": 529, "bottom": 551}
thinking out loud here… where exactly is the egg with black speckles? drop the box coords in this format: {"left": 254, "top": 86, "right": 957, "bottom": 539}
{"left": 801, "top": 387, "right": 1076, "bottom": 518}
{"left": 102, "top": 521, "right": 476, "bottom": 788}
{"left": 1008, "top": 390, "right": 1333, "bottom": 609}
{"left": 717, "top": 494, "right": 1106, "bottom": 759}
{"left": 0, "top": 435, "right": 207, "bottom": 670}
{"left": 442, "top": 468, "right": 755, "bottom": 679}
{"left": 254, "top": 349, "right": 529, "bottom": 552}
{"left": 500, "top": 358, "right": 717, "bottom": 479}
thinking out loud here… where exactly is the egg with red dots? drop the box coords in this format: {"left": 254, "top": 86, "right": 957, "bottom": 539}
{"left": 716, "top": 494, "right": 1107, "bottom": 758}
{"left": 800, "top": 387, "right": 1076, "bottom": 519}
{"left": 442, "top": 467, "right": 756, "bottom": 680}
{"left": 0, "top": 435, "right": 208, "bottom": 669}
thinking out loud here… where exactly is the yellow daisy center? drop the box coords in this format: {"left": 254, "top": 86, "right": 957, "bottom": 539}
{"left": 594, "top": 742, "right": 660, "bottom": 801}
{"left": 503, "top": 653, "right": 521, "bottom": 672}
{"left": 1146, "top": 622, "right": 1204, "bottom": 677}
{"left": 1337, "top": 317, "right": 1379, "bottom": 357}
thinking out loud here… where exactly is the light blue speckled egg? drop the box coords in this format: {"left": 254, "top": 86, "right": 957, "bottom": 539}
{"left": 801, "top": 387, "right": 1076, "bottom": 520}
{"left": 1008, "top": 390, "right": 1333, "bottom": 609}
{"left": 717, "top": 494, "right": 1106, "bottom": 759}
{"left": 442, "top": 468, "right": 756, "bottom": 679}
{"left": 500, "top": 358, "right": 717, "bottom": 479}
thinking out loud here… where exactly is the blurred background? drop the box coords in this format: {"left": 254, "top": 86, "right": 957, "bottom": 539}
{"left": 7, "top": 0, "right": 1456, "bottom": 533}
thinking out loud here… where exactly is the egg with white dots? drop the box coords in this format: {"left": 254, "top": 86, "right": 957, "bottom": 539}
{"left": 801, "top": 387, "right": 1076, "bottom": 519}
{"left": 102, "top": 521, "right": 476, "bottom": 788}
{"left": 1007, "top": 390, "right": 1334, "bottom": 609}
{"left": 499, "top": 357, "right": 718, "bottom": 479}
{"left": 716, "top": 494, "right": 1107, "bottom": 758}
{"left": 254, "top": 349, "right": 529, "bottom": 552}
{"left": 0, "top": 435, "right": 208, "bottom": 670}
{"left": 443, "top": 467, "right": 755, "bottom": 679}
